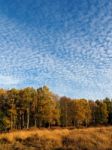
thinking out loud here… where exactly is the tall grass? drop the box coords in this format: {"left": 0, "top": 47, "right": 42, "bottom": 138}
{"left": 0, "top": 127, "right": 112, "bottom": 150}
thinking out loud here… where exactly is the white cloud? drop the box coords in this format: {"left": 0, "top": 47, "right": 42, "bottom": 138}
{"left": 0, "top": 75, "right": 20, "bottom": 86}
{"left": 0, "top": 1, "right": 112, "bottom": 99}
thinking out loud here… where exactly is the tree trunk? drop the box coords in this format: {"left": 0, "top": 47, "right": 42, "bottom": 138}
{"left": 22, "top": 113, "right": 25, "bottom": 128}
{"left": 10, "top": 112, "right": 13, "bottom": 130}
{"left": 34, "top": 115, "right": 37, "bottom": 128}
{"left": 27, "top": 108, "right": 30, "bottom": 129}
{"left": 65, "top": 103, "right": 67, "bottom": 127}
{"left": 48, "top": 122, "right": 51, "bottom": 128}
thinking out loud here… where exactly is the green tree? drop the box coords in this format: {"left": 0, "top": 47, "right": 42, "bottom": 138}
{"left": 7, "top": 89, "right": 20, "bottom": 130}
{"left": 21, "top": 87, "right": 36, "bottom": 129}
{"left": 59, "top": 97, "right": 72, "bottom": 127}
{"left": 103, "top": 97, "right": 112, "bottom": 124}
{"left": 72, "top": 99, "right": 91, "bottom": 127}
{"left": 36, "top": 86, "right": 59, "bottom": 127}
{"left": 95, "top": 100, "right": 108, "bottom": 124}
{"left": 89, "top": 100, "right": 97, "bottom": 125}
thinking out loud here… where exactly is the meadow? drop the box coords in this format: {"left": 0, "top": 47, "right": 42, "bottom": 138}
{"left": 0, "top": 126, "right": 112, "bottom": 150}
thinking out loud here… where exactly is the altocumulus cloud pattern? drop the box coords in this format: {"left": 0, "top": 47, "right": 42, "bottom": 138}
{"left": 0, "top": 0, "right": 112, "bottom": 99}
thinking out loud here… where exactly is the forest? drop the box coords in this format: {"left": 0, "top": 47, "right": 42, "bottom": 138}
{"left": 0, "top": 86, "right": 111, "bottom": 131}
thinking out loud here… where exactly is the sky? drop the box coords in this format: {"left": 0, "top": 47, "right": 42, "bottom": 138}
{"left": 0, "top": 0, "right": 112, "bottom": 99}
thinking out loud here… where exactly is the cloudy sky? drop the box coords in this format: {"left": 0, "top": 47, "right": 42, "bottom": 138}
{"left": 0, "top": 0, "right": 112, "bottom": 99}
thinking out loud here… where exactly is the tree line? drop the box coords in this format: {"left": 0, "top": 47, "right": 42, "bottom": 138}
{"left": 0, "top": 86, "right": 111, "bottom": 131}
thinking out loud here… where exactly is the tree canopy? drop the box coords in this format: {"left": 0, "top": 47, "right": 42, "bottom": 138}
{"left": 0, "top": 86, "right": 111, "bottom": 131}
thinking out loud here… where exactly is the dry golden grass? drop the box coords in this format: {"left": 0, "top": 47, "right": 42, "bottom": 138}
{"left": 0, "top": 126, "right": 112, "bottom": 150}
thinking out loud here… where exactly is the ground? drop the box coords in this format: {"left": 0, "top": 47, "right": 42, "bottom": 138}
{"left": 0, "top": 126, "right": 112, "bottom": 150}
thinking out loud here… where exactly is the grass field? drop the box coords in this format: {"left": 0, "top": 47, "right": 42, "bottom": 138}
{"left": 0, "top": 126, "right": 112, "bottom": 150}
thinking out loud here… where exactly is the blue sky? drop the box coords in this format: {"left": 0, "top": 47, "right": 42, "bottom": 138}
{"left": 0, "top": 0, "right": 112, "bottom": 99}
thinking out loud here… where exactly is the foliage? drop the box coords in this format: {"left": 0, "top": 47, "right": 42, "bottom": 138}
{"left": 0, "top": 86, "right": 111, "bottom": 130}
